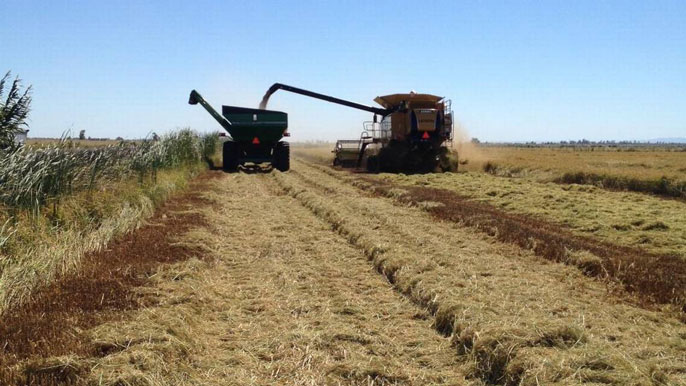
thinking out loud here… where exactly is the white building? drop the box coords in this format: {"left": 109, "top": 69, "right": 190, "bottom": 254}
{"left": 13, "top": 129, "right": 29, "bottom": 146}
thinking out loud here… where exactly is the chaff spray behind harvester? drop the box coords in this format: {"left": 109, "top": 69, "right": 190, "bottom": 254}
{"left": 260, "top": 83, "right": 457, "bottom": 173}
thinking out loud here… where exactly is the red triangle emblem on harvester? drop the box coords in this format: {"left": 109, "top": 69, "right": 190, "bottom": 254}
{"left": 252, "top": 137, "right": 260, "bottom": 145}
{"left": 422, "top": 131, "right": 430, "bottom": 139}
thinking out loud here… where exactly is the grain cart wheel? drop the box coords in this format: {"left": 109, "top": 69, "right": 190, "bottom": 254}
{"left": 222, "top": 141, "right": 239, "bottom": 172}
{"left": 273, "top": 141, "right": 290, "bottom": 172}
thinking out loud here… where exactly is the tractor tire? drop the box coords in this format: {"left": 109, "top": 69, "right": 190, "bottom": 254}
{"left": 273, "top": 141, "right": 290, "bottom": 172}
{"left": 222, "top": 141, "right": 239, "bottom": 172}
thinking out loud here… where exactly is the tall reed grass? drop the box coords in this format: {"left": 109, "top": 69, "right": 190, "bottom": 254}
{"left": 0, "top": 129, "right": 218, "bottom": 215}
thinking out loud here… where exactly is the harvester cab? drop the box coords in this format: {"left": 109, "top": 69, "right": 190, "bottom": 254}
{"left": 259, "top": 84, "right": 456, "bottom": 173}
{"left": 189, "top": 90, "right": 290, "bottom": 172}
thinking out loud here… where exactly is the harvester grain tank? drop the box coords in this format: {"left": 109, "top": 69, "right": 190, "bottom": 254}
{"left": 260, "top": 83, "right": 456, "bottom": 173}
{"left": 188, "top": 90, "right": 290, "bottom": 172}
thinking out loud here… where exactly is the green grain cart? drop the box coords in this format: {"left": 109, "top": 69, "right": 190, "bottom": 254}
{"left": 188, "top": 90, "right": 290, "bottom": 172}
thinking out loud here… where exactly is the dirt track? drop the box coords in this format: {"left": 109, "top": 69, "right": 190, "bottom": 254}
{"left": 1, "top": 157, "right": 685, "bottom": 385}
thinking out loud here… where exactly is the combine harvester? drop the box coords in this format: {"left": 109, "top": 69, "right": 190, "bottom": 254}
{"left": 260, "top": 83, "right": 457, "bottom": 173}
{"left": 188, "top": 90, "right": 290, "bottom": 172}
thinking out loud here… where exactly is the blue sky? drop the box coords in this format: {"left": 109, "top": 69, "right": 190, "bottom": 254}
{"left": 1, "top": 1, "right": 684, "bottom": 141}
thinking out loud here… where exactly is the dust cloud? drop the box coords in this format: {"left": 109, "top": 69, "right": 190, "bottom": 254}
{"left": 449, "top": 119, "right": 487, "bottom": 166}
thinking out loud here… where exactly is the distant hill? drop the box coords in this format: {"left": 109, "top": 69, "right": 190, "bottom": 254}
{"left": 647, "top": 137, "right": 686, "bottom": 143}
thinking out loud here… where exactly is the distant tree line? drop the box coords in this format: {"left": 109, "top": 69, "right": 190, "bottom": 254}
{"left": 470, "top": 137, "right": 686, "bottom": 149}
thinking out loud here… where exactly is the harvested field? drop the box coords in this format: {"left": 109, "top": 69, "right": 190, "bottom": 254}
{"left": 1, "top": 156, "right": 685, "bottom": 385}
{"left": 293, "top": 143, "right": 686, "bottom": 199}
{"left": 467, "top": 146, "right": 686, "bottom": 199}
{"left": 378, "top": 171, "right": 686, "bottom": 259}
{"left": 276, "top": 159, "right": 685, "bottom": 384}
{"left": 359, "top": 176, "right": 686, "bottom": 306}
{"left": 467, "top": 146, "right": 686, "bottom": 178}
{"left": 294, "top": 145, "right": 686, "bottom": 257}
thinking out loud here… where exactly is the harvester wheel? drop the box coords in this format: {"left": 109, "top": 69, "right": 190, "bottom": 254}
{"left": 437, "top": 148, "right": 458, "bottom": 173}
{"left": 366, "top": 155, "right": 380, "bottom": 173}
{"left": 222, "top": 141, "right": 239, "bottom": 172}
{"left": 273, "top": 141, "right": 290, "bottom": 172}
{"left": 378, "top": 141, "right": 408, "bottom": 173}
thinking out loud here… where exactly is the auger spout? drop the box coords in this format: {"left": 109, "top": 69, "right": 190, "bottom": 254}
{"left": 188, "top": 90, "right": 232, "bottom": 132}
